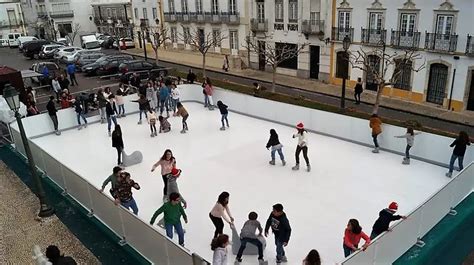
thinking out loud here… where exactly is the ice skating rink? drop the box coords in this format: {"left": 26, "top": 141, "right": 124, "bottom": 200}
{"left": 32, "top": 102, "right": 449, "bottom": 265}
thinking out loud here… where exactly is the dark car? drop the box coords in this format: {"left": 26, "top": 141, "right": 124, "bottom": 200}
{"left": 101, "top": 36, "right": 117, "bottom": 49}
{"left": 119, "top": 60, "right": 168, "bottom": 79}
{"left": 82, "top": 55, "right": 134, "bottom": 75}
{"left": 75, "top": 53, "right": 104, "bottom": 71}
{"left": 23, "top": 40, "right": 52, "bottom": 59}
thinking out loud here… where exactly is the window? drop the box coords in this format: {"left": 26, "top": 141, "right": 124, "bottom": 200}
{"left": 369, "top": 12, "right": 383, "bottom": 30}
{"left": 182, "top": 0, "right": 188, "bottom": 13}
{"left": 310, "top": 12, "right": 320, "bottom": 22}
{"left": 335, "top": 51, "right": 349, "bottom": 78}
{"left": 143, "top": 8, "right": 147, "bottom": 19}
{"left": 152, "top": 8, "right": 157, "bottom": 19}
{"left": 169, "top": 0, "right": 175, "bottom": 13}
{"left": 196, "top": 0, "right": 202, "bottom": 14}
{"left": 393, "top": 59, "right": 413, "bottom": 90}
{"left": 289, "top": 0, "right": 297, "bottom": 22}
{"left": 257, "top": 2, "right": 265, "bottom": 22}
{"left": 107, "top": 8, "right": 112, "bottom": 18}
{"left": 212, "top": 0, "right": 219, "bottom": 14}
{"left": 229, "top": 0, "right": 236, "bottom": 14}
{"left": 399, "top": 13, "right": 416, "bottom": 33}
{"left": 170, "top": 27, "right": 177, "bottom": 43}
{"left": 276, "top": 43, "right": 298, "bottom": 69}
{"left": 436, "top": 15, "right": 454, "bottom": 35}
{"left": 183, "top": 27, "right": 190, "bottom": 44}
{"left": 229, "top": 30, "right": 238, "bottom": 50}
{"left": 120, "top": 9, "right": 125, "bottom": 18}
{"left": 134, "top": 8, "right": 138, "bottom": 19}
{"left": 275, "top": 0, "right": 283, "bottom": 22}
{"left": 338, "top": 11, "right": 350, "bottom": 29}
{"left": 212, "top": 29, "right": 221, "bottom": 47}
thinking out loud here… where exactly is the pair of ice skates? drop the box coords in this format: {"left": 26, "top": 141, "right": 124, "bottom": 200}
{"left": 291, "top": 164, "right": 311, "bottom": 172}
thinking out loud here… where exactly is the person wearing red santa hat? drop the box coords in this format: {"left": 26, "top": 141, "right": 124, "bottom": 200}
{"left": 370, "top": 202, "right": 407, "bottom": 239}
{"left": 292, "top": 122, "right": 310, "bottom": 172}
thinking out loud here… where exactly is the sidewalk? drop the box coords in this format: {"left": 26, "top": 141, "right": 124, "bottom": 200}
{"left": 0, "top": 161, "right": 100, "bottom": 265}
{"left": 125, "top": 48, "right": 474, "bottom": 126}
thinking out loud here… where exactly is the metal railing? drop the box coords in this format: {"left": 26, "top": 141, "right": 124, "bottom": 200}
{"left": 203, "top": 12, "right": 220, "bottom": 24}
{"left": 49, "top": 10, "right": 74, "bottom": 18}
{"left": 221, "top": 12, "right": 240, "bottom": 25}
{"left": 250, "top": 18, "right": 268, "bottom": 32}
{"left": 163, "top": 12, "right": 178, "bottom": 22}
{"left": 361, "top": 28, "right": 387, "bottom": 45}
{"left": 424, "top": 32, "right": 458, "bottom": 53}
{"left": 390, "top": 30, "right": 421, "bottom": 49}
{"left": 301, "top": 20, "right": 325, "bottom": 35}
{"left": 332, "top": 27, "right": 353, "bottom": 42}
{"left": 189, "top": 12, "right": 205, "bottom": 23}
{"left": 466, "top": 35, "right": 474, "bottom": 56}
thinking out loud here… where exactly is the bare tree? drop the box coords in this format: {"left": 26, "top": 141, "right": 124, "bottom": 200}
{"left": 349, "top": 46, "right": 425, "bottom": 114}
{"left": 149, "top": 26, "right": 169, "bottom": 65}
{"left": 67, "top": 23, "right": 81, "bottom": 45}
{"left": 244, "top": 35, "right": 307, "bottom": 92}
{"left": 178, "top": 26, "right": 227, "bottom": 76}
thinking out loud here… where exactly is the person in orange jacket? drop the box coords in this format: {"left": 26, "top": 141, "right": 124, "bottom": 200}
{"left": 369, "top": 114, "right": 382, "bottom": 153}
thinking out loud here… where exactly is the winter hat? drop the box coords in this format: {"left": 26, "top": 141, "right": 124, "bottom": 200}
{"left": 296, "top": 122, "right": 304, "bottom": 130}
{"left": 388, "top": 202, "right": 398, "bottom": 211}
{"left": 171, "top": 167, "right": 181, "bottom": 177}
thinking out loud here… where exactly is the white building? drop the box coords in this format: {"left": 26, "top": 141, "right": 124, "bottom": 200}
{"left": 20, "top": 0, "right": 97, "bottom": 46}
{"left": 331, "top": 0, "right": 474, "bottom": 112}
{"left": 162, "top": 0, "right": 250, "bottom": 68}
{"left": 91, "top": 0, "right": 133, "bottom": 39}
{"left": 248, "top": 0, "right": 333, "bottom": 82}
{"left": 0, "top": 0, "right": 26, "bottom": 39}
{"left": 130, "top": 0, "right": 160, "bottom": 47}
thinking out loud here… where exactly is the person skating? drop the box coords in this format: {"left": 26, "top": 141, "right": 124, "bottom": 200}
{"left": 354, "top": 78, "right": 363, "bottom": 105}
{"left": 112, "top": 125, "right": 124, "bottom": 165}
{"left": 100, "top": 166, "right": 123, "bottom": 197}
{"left": 174, "top": 102, "right": 189, "bottom": 133}
{"left": 264, "top": 203, "right": 291, "bottom": 264}
{"left": 292, "top": 123, "right": 310, "bottom": 172}
{"left": 370, "top": 202, "right": 407, "bottom": 239}
{"left": 170, "top": 84, "right": 180, "bottom": 114}
{"left": 115, "top": 85, "right": 126, "bottom": 117}
{"left": 147, "top": 108, "right": 158, "bottom": 137}
{"left": 146, "top": 81, "right": 158, "bottom": 111}
{"left": 235, "top": 212, "right": 265, "bottom": 264}
{"left": 132, "top": 94, "right": 150, "bottom": 124}
{"left": 303, "top": 249, "right": 321, "bottom": 265}
{"left": 266, "top": 129, "right": 285, "bottom": 166}
{"left": 369, "top": 114, "right": 382, "bottom": 153}
{"left": 151, "top": 149, "right": 176, "bottom": 200}
{"left": 210, "top": 192, "right": 235, "bottom": 239}
{"left": 150, "top": 192, "right": 188, "bottom": 246}
{"left": 106, "top": 94, "right": 118, "bottom": 136}
{"left": 217, "top": 101, "right": 229, "bottom": 130}
{"left": 204, "top": 77, "right": 215, "bottom": 110}
{"left": 46, "top": 96, "right": 61, "bottom": 135}
{"left": 159, "top": 114, "right": 171, "bottom": 133}
{"left": 73, "top": 97, "right": 87, "bottom": 130}
{"left": 97, "top": 88, "right": 107, "bottom": 124}
{"left": 166, "top": 168, "right": 187, "bottom": 208}
{"left": 212, "top": 234, "right": 230, "bottom": 265}
{"left": 113, "top": 172, "right": 140, "bottom": 215}
{"left": 394, "top": 127, "right": 421, "bottom": 165}
{"left": 343, "top": 219, "right": 371, "bottom": 257}
{"left": 446, "top": 131, "right": 471, "bottom": 178}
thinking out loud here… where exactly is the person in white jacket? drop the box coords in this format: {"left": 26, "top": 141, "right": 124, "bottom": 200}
{"left": 51, "top": 77, "right": 62, "bottom": 102}
{"left": 292, "top": 122, "right": 310, "bottom": 172}
{"left": 211, "top": 234, "right": 229, "bottom": 265}
{"left": 394, "top": 127, "right": 421, "bottom": 165}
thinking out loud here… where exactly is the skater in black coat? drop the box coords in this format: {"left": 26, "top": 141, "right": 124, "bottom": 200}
{"left": 266, "top": 129, "right": 285, "bottom": 166}
{"left": 370, "top": 202, "right": 406, "bottom": 239}
{"left": 264, "top": 203, "right": 291, "bottom": 263}
{"left": 112, "top": 125, "right": 124, "bottom": 165}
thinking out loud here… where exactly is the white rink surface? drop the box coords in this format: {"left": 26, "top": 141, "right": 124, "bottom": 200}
{"left": 32, "top": 103, "right": 450, "bottom": 265}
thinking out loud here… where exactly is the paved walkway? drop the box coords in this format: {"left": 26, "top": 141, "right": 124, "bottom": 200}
{"left": 125, "top": 47, "right": 474, "bottom": 127}
{"left": 0, "top": 162, "right": 100, "bottom": 265}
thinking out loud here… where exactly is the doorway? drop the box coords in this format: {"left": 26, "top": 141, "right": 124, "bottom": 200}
{"left": 258, "top": 41, "right": 265, "bottom": 71}
{"left": 467, "top": 70, "right": 474, "bottom": 111}
{"left": 366, "top": 55, "right": 381, "bottom": 91}
{"left": 426, "top": 63, "right": 448, "bottom": 105}
{"left": 310, "top": 45, "right": 320, "bottom": 79}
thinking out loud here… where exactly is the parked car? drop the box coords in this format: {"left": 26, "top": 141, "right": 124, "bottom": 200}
{"left": 101, "top": 36, "right": 117, "bottom": 49}
{"left": 23, "top": 40, "right": 52, "bottom": 59}
{"left": 82, "top": 55, "right": 134, "bottom": 75}
{"left": 55, "top": 38, "right": 70, "bottom": 46}
{"left": 0, "top": 39, "right": 9, "bottom": 47}
{"left": 18, "top": 36, "right": 38, "bottom": 51}
{"left": 119, "top": 60, "right": 168, "bottom": 79}
{"left": 30, "top": 62, "right": 61, "bottom": 83}
{"left": 39, "top": 44, "right": 64, "bottom": 59}
{"left": 113, "top": 38, "right": 135, "bottom": 49}
{"left": 75, "top": 53, "right": 104, "bottom": 71}
{"left": 53, "top": 46, "right": 82, "bottom": 62}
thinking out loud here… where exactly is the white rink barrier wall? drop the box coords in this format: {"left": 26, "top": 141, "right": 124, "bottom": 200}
{"left": 9, "top": 84, "right": 473, "bottom": 265}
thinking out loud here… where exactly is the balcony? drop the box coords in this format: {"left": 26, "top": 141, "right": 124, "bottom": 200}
{"left": 250, "top": 18, "right": 268, "bottom": 32}
{"left": 204, "top": 12, "right": 221, "bottom": 24}
{"left": 49, "top": 10, "right": 74, "bottom": 18}
{"left": 221, "top": 12, "right": 240, "bottom": 25}
{"left": 163, "top": 12, "right": 178, "bottom": 22}
{"left": 332, "top": 27, "right": 353, "bottom": 42}
{"left": 274, "top": 22, "right": 284, "bottom": 31}
{"left": 37, "top": 11, "right": 48, "bottom": 18}
{"left": 390, "top": 30, "right": 421, "bottom": 49}
{"left": 465, "top": 35, "right": 474, "bottom": 56}
{"left": 301, "top": 20, "right": 325, "bottom": 35}
{"left": 424, "top": 32, "right": 458, "bottom": 53}
{"left": 140, "top": 18, "right": 149, "bottom": 27}
{"left": 361, "top": 28, "right": 386, "bottom": 46}
{"left": 189, "top": 12, "right": 205, "bottom": 23}
{"left": 287, "top": 23, "right": 298, "bottom": 31}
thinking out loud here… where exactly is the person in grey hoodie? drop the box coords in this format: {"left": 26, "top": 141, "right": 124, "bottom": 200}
{"left": 236, "top": 211, "right": 265, "bottom": 264}
{"left": 265, "top": 203, "right": 291, "bottom": 264}
{"left": 394, "top": 127, "right": 421, "bottom": 165}
{"left": 100, "top": 166, "right": 122, "bottom": 196}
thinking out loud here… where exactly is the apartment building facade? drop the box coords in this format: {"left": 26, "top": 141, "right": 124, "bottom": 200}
{"left": 331, "top": 0, "right": 474, "bottom": 112}
{"left": 91, "top": 0, "right": 132, "bottom": 39}
{"left": 0, "top": 0, "right": 26, "bottom": 39}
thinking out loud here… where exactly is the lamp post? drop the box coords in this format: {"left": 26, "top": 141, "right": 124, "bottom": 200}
{"left": 3, "top": 85, "right": 54, "bottom": 218}
{"left": 341, "top": 35, "right": 351, "bottom": 109}
{"left": 141, "top": 22, "right": 148, "bottom": 61}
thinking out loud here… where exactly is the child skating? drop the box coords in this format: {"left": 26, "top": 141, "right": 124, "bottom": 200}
{"left": 394, "top": 127, "right": 421, "bottom": 164}
{"left": 235, "top": 211, "right": 266, "bottom": 264}
{"left": 147, "top": 108, "right": 158, "bottom": 137}
{"left": 132, "top": 94, "right": 150, "bottom": 125}
{"left": 264, "top": 203, "right": 291, "bottom": 264}
{"left": 174, "top": 102, "right": 189, "bottom": 133}
{"left": 446, "top": 131, "right": 471, "bottom": 178}
{"left": 159, "top": 114, "right": 171, "bottom": 133}
{"left": 212, "top": 234, "right": 230, "bottom": 265}
{"left": 217, "top": 101, "right": 229, "bottom": 130}
{"left": 369, "top": 114, "right": 382, "bottom": 153}
{"left": 266, "top": 129, "right": 285, "bottom": 166}
{"left": 292, "top": 123, "right": 310, "bottom": 172}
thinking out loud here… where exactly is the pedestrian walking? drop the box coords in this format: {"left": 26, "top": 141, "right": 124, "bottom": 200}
{"left": 212, "top": 234, "right": 230, "bottom": 265}
{"left": 170, "top": 84, "right": 180, "bottom": 114}
{"left": 209, "top": 192, "right": 235, "bottom": 239}
{"left": 100, "top": 166, "right": 123, "bottom": 197}
{"left": 73, "top": 97, "right": 87, "bottom": 130}
{"left": 113, "top": 172, "right": 140, "bottom": 215}
{"left": 132, "top": 94, "right": 150, "bottom": 124}
{"left": 266, "top": 129, "right": 286, "bottom": 166}
{"left": 222, "top": 55, "right": 229, "bottom": 72}
{"left": 159, "top": 114, "right": 171, "bottom": 133}
{"left": 303, "top": 249, "right": 321, "bottom": 265}
{"left": 106, "top": 94, "right": 118, "bottom": 136}
{"left": 46, "top": 96, "right": 60, "bottom": 135}
{"left": 354, "top": 78, "right": 363, "bottom": 104}
{"left": 151, "top": 149, "right": 176, "bottom": 200}
{"left": 446, "top": 131, "right": 471, "bottom": 178}
{"left": 150, "top": 192, "right": 188, "bottom": 246}
{"left": 186, "top": 69, "right": 196, "bottom": 84}
{"left": 253, "top": 82, "right": 261, "bottom": 97}
{"left": 159, "top": 81, "right": 171, "bottom": 115}
{"left": 394, "top": 127, "right": 421, "bottom": 164}
{"left": 292, "top": 123, "right": 310, "bottom": 172}
{"left": 147, "top": 108, "right": 158, "bottom": 137}
{"left": 370, "top": 202, "right": 407, "bottom": 240}
{"left": 264, "top": 203, "right": 291, "bottom": 264}
{"left": 343, "top": 219, "right": 371, "bottom": 257}
{"left": 41, "top": 66, "right": 50, "bottom": 86}
{"left": 235, "top": 212, "right": 265, "bottom": 264}
{"left": 369, "top": 114, "right": 382, "bottom": 153}
{"left": 174, "top": 102, "right": 189, "bottom": 133}
{"left": 51, "top": 76, "right": 61, "bottom": 102}
{"left": 204, "top": 77, "right": 214, "bottom": 110}
{"left": 112, "top": 125, "right": 124, "bottom": 165}
{"left": 67, "top": 63, "right": 78, "bottom": 86}
{"left": 97, "top": 89, "right": 107, "bottom": 124}
{"left": 217, "top": 101, "right": 229, "bottom": 130}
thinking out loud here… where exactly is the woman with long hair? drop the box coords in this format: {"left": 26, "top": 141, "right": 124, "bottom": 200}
{"left": 446, "top": 131, "right": 471, "bottom": 177}
{"left": 343, "top": 219, "right": 371, "bottom": 257}
{"left": 111, "top": 125, "right": 124, "bottom": 165}
{"left": 394, "top": 127, "right": 421, "bottom": 165}
{"left": 303, "top": 249, "right": 321, "bottom": 265}
{"left": 211, "top": 234, "right": 230, "bottom": 265}
{"left": 209, "top": 192, "right": 234, "bottom": 239}
{"left": 151, "top": 149, "right": 176, "bottom": 200}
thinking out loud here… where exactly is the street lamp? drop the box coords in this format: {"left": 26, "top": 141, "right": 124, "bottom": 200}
{"left": 140, "top": 22, "right": 148, "bottom": 61}
{"left": 3, "top": 84, "right": 54, "bottom": 218}
{"left": 341, "top": 35, "right": 351, "bottom": 109}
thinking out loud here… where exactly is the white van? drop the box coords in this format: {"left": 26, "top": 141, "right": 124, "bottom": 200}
{"left": 8, "top": 33, "right": 22, "bottom": 47}
{"left": 18, "top": 36, "right": 38, "bottom": 50}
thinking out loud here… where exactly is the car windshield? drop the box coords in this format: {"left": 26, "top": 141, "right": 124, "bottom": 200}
{"left": 85, "top": 41, "right": 100, "bottom": 49}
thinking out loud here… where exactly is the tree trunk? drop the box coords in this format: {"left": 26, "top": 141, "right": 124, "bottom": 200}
{"left": 272, "top": 67, "right": 277, "bottom": 93}
{"left": 372, "top": 83, "right": 384, "bottom": 114}
{"left": 202, "top": 54, "right": 206, "bottom": 77}
{"left": 154, "top": 48, "right": 159, "bottom": 65}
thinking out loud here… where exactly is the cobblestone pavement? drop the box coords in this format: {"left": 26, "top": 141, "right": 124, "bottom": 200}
{"left": 0, "top": 161, "right": 100, "bottom": 265}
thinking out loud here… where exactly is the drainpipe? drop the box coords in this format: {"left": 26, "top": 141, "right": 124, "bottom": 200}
{"left": 448, "top": 55, "right": 460, "bottom": 111}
